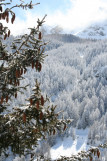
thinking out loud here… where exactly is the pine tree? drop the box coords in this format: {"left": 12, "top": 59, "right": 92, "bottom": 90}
{"left": 0, "top": 0, "right": 70, "bottom": 159}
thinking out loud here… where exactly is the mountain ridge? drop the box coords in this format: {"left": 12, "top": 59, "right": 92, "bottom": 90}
{"left": 75, "top": 20, "right": 107, "bottom": 39}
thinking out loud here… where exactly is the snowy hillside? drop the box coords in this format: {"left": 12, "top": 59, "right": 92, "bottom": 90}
{"left": 2, "top": 34, "right": 107, "bottom": 160}
{"left": 75, "top": 20, "right": 107, "bottom": 39}
{"left": 7, "top": 34, "right": 107, "bottom": 134}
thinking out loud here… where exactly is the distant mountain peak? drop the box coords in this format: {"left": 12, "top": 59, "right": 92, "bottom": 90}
{"left": 75, "top": 21, "right": 107, "bottom": 39}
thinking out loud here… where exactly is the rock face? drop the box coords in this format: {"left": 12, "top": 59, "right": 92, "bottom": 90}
{"left": 75, "top": 21, "right": 107, "bottom": 39}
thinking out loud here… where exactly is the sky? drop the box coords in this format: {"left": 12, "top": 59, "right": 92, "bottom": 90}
{"left": 3, "top": 0, "right": 107, "bottom": 35}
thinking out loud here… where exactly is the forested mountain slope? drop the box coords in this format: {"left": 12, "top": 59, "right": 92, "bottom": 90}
{"left": 44, "top": 34, "right": 80, "bottom": 43}
{"left": 5, "top": 34, "right": 107, "bottom": 146}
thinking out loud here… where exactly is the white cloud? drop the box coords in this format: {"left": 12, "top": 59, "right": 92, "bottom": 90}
{"left": 2, "top": 11, "right": 42, "bottom": 36}
{"left": 46, "top": 0, "right": 107, "bottom": 32}
{"left": 3, "top": 0, "right": 107, "bottom": 35}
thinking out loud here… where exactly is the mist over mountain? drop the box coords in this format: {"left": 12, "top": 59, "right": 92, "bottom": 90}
{"left": 43, "top": 20, "right": 107, "bottom": 40}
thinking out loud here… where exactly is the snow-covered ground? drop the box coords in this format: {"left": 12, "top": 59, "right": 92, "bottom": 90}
{"left": 50, "top": 129, "right": 89, "bottom": 160}
{"left": 0, "top": 129, "right": 89, "bottom": 161}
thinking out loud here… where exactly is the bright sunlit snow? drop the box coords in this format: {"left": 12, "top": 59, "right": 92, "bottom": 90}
{"left": 50, "top": 129, "right": 89, "bottom": 160}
